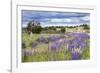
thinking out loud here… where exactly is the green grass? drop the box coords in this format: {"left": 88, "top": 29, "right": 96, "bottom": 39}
{"left": 22, "top": 32, "right": 90, "bottom": 62}
{"left": 22, "top": 50, "right": 71, "bottom": 62}
{"left": 82, "top": 48, "right": 90, "bottom": 60}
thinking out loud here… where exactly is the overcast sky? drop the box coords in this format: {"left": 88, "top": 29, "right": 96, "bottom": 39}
{"left": 21, "top": 10, "right": 90, "bottom": 27}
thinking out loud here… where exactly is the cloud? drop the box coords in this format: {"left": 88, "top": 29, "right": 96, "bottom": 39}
{"left": 22, "top": 10, "right": 90, "bottom": 27}
{"left": 22, "top": 10, "right": 90, "bottom": 20}
{"left": 41, "top": 17, "right": 81, "bottom": 24}
{"left": 80, "top": 16, "right": 90, "bottom": 21}
{"left": 50, "top": 18, "right": 72, "bottom": 23}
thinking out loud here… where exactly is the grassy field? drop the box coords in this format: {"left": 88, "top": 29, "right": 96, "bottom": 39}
{"left": 22, "top": 27, "right": 90, "bottom": 62}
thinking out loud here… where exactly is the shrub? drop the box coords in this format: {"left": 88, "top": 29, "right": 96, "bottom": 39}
{"left": 61, "top": 27, "right": 65, "bottom": 33}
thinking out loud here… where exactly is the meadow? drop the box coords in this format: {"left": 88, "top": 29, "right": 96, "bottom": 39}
{"left": 22, "top": 24, "right": 90, "bottom": 62}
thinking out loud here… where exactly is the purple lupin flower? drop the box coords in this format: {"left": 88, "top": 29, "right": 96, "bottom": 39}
{"left": 37, "top": 36, "right": 48, "bottom": 44}
{"left": 30, "top": 42, "right": 37, "bottom": 49}
{"left": 71, "top": 52, "right": 81, "bottom": 60}
{"left": 23, "top": 50, "right": 32, "bottom": 56}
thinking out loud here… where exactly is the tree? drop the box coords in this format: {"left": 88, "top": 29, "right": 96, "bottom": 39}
{"left": 82, "top": 24, "right": 90, "bottom": 29}
{"left": 27, "top": 20, "right": 42, "bottom": 34}
{"left": 32, "top": 25, "right": 42, "bottom": 33}
{"left": 27, "top": 22, "right": 32, "bottom": 35}
{"left": 61, "top": 27, "right": 65, "bottom": 33}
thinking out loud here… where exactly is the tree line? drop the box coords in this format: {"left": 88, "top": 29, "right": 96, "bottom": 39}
{"left": 23, "top": 20, "right": 89, "bottom": 34}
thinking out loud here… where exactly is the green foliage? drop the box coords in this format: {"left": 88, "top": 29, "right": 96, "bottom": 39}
{"left": 32, "top": 26, "right": 42, "bottom": 33}
{"left": 81, "top": 24, "right": 90, "bottom": 30}
{"left": 32, "top": 53, "right": 48, "bottom": 62}
{"left": 61, "top": 27, "right": 65, "bottom": 33}
{"left": 27, "top": 22, "right": 32, "bottom": 35}
{"left": 82, "top": 48, "right": 90, "bottom": 60}
{"left": 22, "top": 55, "right": 33, "bottom": 62}
{"left": 22, "top": 50, "right": 71, "bottom": 62}
{"left": 27, "top": 21, "right": 42, "bottom": 34}
{"left": 22, "top": 33, "right": 90, "bottom": 62}
{"left": 26, "top": 21, "right": 89, "bottom": 34}
{"left": 22, "top": 23, "right": 90, "bottom": 62}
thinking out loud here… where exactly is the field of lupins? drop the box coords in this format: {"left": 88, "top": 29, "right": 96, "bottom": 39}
{"left": 22, "top": 32, "right": 90, "bottom": 62}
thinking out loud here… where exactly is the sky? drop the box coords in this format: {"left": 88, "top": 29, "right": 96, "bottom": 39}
{"left": 21, "top": 10, "right": 90, "bottom": 27}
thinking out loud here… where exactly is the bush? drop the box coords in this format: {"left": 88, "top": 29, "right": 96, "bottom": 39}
{"left": 32, "top": 26, "right": 42, "bottom": 34}
{"left": 61, "top": 27, "right": 65, "bottom": 33}
{"left": 27, "top": 21, "right": 42, "bottom": 34}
